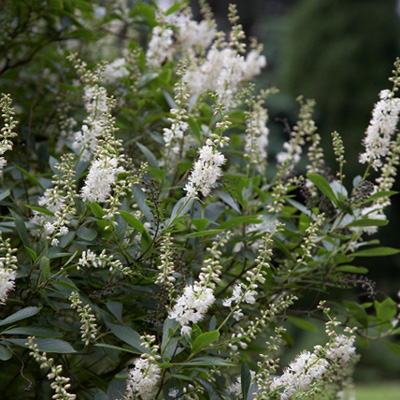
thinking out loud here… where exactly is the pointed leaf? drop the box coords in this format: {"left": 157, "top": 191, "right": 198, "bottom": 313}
{"left": 191, "top": 331, "right": 219, "bottom": 354}
{"left": 0, "top": 307, "right": 41, "bottom": 326}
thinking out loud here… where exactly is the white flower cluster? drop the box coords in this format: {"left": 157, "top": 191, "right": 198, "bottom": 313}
{"left": 0, "top": 233, "right": 18, "bottom": 305}
{"left": 69, "top": 292, "right": 97, "bottom": 346}
{"left": 27, "top": 336, "right": 76, "bottom": 400}
{"left": 270, "top": 333, "right": 357, "bottom": 400}
{"left": 276, "top": 141, "right": 303, "bottom": 169}
{"left": 271, "top": 351, "right": 329, "bottom": 399}
{"left": 169, "top": 283, "right": 215, "bottom": 336}
{"left": 126, "top": 335, "right": 161, "bottom": 400}
{"left": 77, "top": 249, "right": 131, "bottom": 276}
{"left": 223, "top": 283, "right": 257, "bottom": 321}
{"left": 30, "top": 154, "right": 76, "bottom": 247}
{"left": 184, "top": 144, "right": 226, "bottom": 199}
{"left": 326, "top": 334, "right": 356, "bottom": 364}
{"left": 169, "top": 234, "right": 229, "bottom": 335}
{"left": 163, "top": 109, "right": 189, "bottom": 152}
{"left": 245, "top": 101, "right": 270, "bottom": 171}
{"left": 359, "top": 89, "right": 400, "bottom": 170}
{"left": 73, "top": 85, "right": 109, "bottom": 161}
{"left": 102, "top": 58, "right": 129, "bottom": 84}
{"left": 81, "top": 156, "right": 122, "bottom": 203}
{"left": 185, "top": 46, "right": 266, "bottom": 107}
{"left": 146, "top": 26, "right": 174, "bottom": 69}
{"left": 0, "top": 93, "right": 18, "bottom": 175}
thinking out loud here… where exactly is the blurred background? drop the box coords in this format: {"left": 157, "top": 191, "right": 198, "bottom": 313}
{"left": 187, "top": 0, "right": 400, "bottom": 394}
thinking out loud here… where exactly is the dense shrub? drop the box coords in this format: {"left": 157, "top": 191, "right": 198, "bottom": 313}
{"left": 1, "top": 2, "right": 400, "bottom": 399}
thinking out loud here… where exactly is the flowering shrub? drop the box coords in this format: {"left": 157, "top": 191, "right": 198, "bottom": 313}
{"left": 1, "top": 2, "right": 400, "bottom": 399}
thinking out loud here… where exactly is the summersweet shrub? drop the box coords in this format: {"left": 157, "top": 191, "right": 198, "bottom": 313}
{"left": 1, "top": 2, "right": 400, "bottom": 399}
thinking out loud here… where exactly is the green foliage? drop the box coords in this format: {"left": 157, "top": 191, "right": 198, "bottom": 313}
{"left": 0, "top": 1, "right": 400, "bottom": 399}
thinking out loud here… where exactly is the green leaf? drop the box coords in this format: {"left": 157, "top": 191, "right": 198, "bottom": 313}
{"left": 108, "top": 323, "right": 149, "bottom": 353}
{"left": 358, "top": 337, "right": 370, "bottom": 349}
{"left": 10, "top": 209, "right": 30, "bottom": 247}
{"left": 119, "top": 211, "right": 145, "bottom": 233}
{"left": 241, "top": 362, "right": 251, "bottom": 400}
{"left": 51, "top": 279, "right": 79, "bottom": 292}
{"left": 137, "top": 142, "right": 158, "bottom": 168}
{"left": 90, "top": 202, "right": 105, "bottom": 218}
{"left": 94, "top": 343, "right": 141, "bottom": 355}
{"left": 173, "top": 357, "right": 234, "bottom": 367}
{"left": 218, "top": 191, "right": 241, "bottom": 214}
{"left": 219, "top": 216, "right": 261, "bottom": 230}
{"left": 383, "top": 341, "right": 400, "bottom": 357}
{"left": 179, "top": 229, "right": 222, "bottom": 238}
{"left": 148, "top": 166, "right": 164, "bottom": 181}
{"left": 375, "top": 298, "right": 397, "bottom": 330}
{"left": 343, "top": 301, "right": 368, "bottom": 328}
{"left": 168, "top": 197, "right": 194, "bottom": 227}
{"left": 132, "top": 185, "right": 154, "bottom": 222}
{"left": 351, "top": 247, "right": 400, "bottom": 257}
{"left": 2, "top": 326, "right": 62, "bottom": 337}
{"left": 0, "top": 307, "right": 41, "bottom": 327}
{"left": 24, "top": 204, "right": 54, "bottom": 216}
{"left": 336, "top": 265, "right": 368, "bottom": 274}
{"left": 360, "top": 190, "right": 398, "bottom": 204}
{"left": 307, "top": 173, "right": 339, "bottom": 207}
{"left": 76, "top": 226, "right": 97, "bottom": 241}
{"left": 6, "top": 338, "right": 76, "bottom": 353}
{"left": 191, "top": 331, "right": 219, "bottom": 354}
{"left": 346, "top": 219, "right": 388, "bottom": 228}
{"left": 25, "top": 246, "right": 37, "bottom": 261}
{"left": 12, "top": 164, "right": 45, "bottom": 190}
{"left": 191, "top": 218, "right": 209, "bottom": 231}
{"left": 0, "top": 344, "right": 12, "bottom": 361}
{"left": 287, "top": 316, "right": 317, "bottom": 332}
{"left": 39, "top": 256, "right": 50, "bottom": 284}
{"left": 0, "top": 190, "right": 10, "bottom": 202}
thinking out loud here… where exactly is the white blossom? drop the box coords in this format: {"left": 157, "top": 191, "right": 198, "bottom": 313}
{"left": 184, "top": 46, "right": 265, "bottom": 107}
{"left": 146, "top": 26, "right": 174, "bottom": 69}
{"left": 81, "top": 156, "right": 122, "bottom": 203}
{"left": 0, "top": 268, "right": 16, "bottom": 305}
{"left": 326, "top": 334, "right": 356, "bottom": 363}
{"left": 126, "top": 357, "right": 161, "bottom": 400}
{"left": 73, "top": 85, "right": 109, "bottom": 161}
{"left": 359, "top": 89, "right": 400, "bottom": 170}
{"left": 270, "top": 351, "right": 329, "bottom": 400}
{"left": 169, "top": 283, "right": 215, "bottom": 335}
{"left": 184, "top": 145, "right": 226, "bottom": 198}
{"left": 245, "top": 101, "right": 270, "bottom": 170}
{"left": 102, "top": 58, "right": 129, "bottom": 84}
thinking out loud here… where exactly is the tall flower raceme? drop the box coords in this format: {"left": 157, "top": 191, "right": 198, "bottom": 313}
{"left": 30, "top": 153, "right": 77, "bottom": 247}
{"left": 184, "top": 111, "right": 231, "bottom": 199}
{"left": 163, "top": 63, "right": 190, "bottom": 156}
{"left": 244, "top": 94, "right": 272, "bottom": 172}
{"left": 182, "top": 5, "right": 266, "bottom": 108}
{"left": 69, "top": 292, "right": 98, "bottom": 346}
{"left": 146, "top": 25, "right": 174, "bottom": 69}
{"left": 276, "top": 97, "right": 317, "bottom": 179}
{"left": 169, "top": 232, "right": 231, "bottom": 336}
{"left": 0, "top": 233, "right": 18, "bottom": 305}
{"left": 66, "top": 54, "right": 111, "bottom": 162}
{"left": 359, "top": 89, "right": 400, "bottom": 170}
{"left": 0, "top": 93, "right": 18, "bottom": 175}
{"left": 27, "top": 337, "right": 76, "bottom": 400}
{"left": 265, "top": 319, "right": 358, "bottom": 400}
{"left": 80, "top": 93, "right": 126, "bottom": 207}
{"left": 125, "top": 334, "right": 162, "bottom": 400}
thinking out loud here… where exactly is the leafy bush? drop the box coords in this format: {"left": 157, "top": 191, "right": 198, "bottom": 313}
{"left": 1, "top": 2, "right": 400, "bottom": 399}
